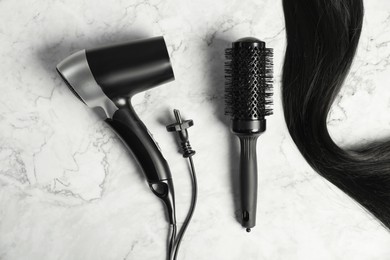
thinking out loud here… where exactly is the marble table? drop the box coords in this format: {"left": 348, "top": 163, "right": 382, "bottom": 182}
{"left": 0, "top": 0, "right": 389, "bottom": 259}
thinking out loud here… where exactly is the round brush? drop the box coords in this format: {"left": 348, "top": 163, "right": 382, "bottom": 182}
{"left": 225, "top": 37, "right": 273, "bottom": 231}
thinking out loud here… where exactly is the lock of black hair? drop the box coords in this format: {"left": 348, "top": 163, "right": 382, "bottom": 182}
{"left": 282, "top": 0, "right": 390, "bottom": 228}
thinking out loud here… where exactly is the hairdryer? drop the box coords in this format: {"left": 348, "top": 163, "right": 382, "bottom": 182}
{"left": 56, "top": 36, "right": 176, "bottom": 224}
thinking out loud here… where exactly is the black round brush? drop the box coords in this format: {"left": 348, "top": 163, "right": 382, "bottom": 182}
{"left": 225, "top": 37, "right": 273, "bottom": 231}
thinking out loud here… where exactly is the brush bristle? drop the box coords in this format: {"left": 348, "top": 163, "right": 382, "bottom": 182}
{"left": 225, "top": 43, "right": 273, "bottom": 120}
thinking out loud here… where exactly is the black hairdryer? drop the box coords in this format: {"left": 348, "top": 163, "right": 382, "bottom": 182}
{"left": 56, "top": 36, "right": 176, "bottom": 224}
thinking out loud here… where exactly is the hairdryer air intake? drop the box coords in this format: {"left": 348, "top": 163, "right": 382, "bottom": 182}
{"left": 57, "top": 36, "right": 176, "bottom": 224}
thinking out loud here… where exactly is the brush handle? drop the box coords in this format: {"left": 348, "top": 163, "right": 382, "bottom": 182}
{"left": 238, "top": 135, "right": 259, "bottom": 230}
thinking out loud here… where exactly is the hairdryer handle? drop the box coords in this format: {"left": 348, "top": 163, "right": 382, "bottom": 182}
{"left": 106, "top": 105, "right": 176, "bottom": 225}
{"left": 106, "top": 106, "right": 172, "bottom": 183}
{"left": 238, "top": 135, "right": 259, "bottom": 230}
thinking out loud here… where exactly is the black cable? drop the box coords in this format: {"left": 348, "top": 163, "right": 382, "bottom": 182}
{"left": 166, "top": 109, "right": 198, "bottom": 260}
{"left": 171, "top": 156, "right": 198, "bottom": 260}
{"left": 167, "top": 224, "right": 177, "bottom": 259}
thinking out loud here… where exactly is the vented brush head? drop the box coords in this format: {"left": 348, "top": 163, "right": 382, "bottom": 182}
{"left": 225, "top": 37, "right": 273, "bottom": 129}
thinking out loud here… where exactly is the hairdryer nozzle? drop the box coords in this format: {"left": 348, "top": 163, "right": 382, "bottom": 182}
{"left": 56, "top": 50, "right": 117, "bottom": 117}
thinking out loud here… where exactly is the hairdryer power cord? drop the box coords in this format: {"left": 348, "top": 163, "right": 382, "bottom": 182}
{"left": 166, "top": 109, "right": 198, "bottom": 260}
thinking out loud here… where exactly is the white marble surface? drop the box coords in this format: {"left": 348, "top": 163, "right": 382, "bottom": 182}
{"left": 0, "top": 0, "right": 390, "bottom": 259}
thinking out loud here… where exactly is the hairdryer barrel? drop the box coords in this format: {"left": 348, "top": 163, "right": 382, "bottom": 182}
{"left": 57, "top": 36, "right": 176, "bottom": 224}
{"left": 57, "top": 36, "right": 174, "bottom": 117}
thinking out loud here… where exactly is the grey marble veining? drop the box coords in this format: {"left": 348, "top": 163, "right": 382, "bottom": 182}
{"left": 0, "top": 0, "right": 390, "bottom": 259}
